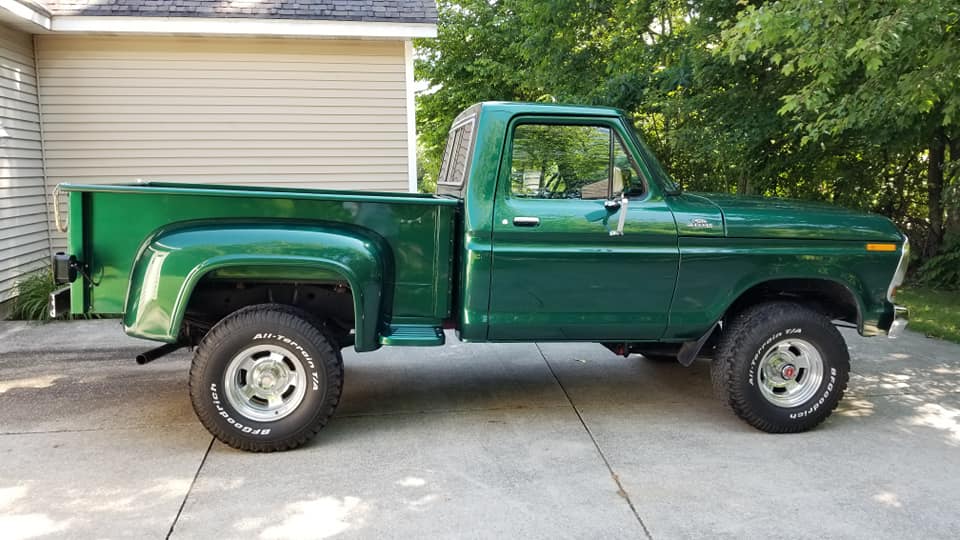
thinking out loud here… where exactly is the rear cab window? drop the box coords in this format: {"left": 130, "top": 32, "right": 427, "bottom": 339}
{"left": 436, "top": 106, "right": 480, "bottom": 198}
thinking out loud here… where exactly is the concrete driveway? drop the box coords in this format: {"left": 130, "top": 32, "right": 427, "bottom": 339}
{"left": 1, "top": 320, "right": 958, "bottom": 539}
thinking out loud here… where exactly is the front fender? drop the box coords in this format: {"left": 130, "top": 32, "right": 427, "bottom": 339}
{"left": 667, "top": 238, "right": 900, "bottom": 340}
{"left": 124, "top": 222, "right": 386, "bottom": 351}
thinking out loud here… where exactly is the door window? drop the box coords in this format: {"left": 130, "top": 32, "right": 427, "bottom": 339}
{"left": 509, "top": 123, "right": 643, "bottom": 199}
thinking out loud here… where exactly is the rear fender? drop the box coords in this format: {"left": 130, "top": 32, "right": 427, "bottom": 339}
{"left": 123, "top": 222, "right": 387, "bottom": 351}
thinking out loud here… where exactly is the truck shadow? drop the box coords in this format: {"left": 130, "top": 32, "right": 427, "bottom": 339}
{"left": 330, "top": 340, "right": 960, "bottom": 449}
{"left": 2, "top": 340, "right": 957, "bottom": 449}
{"left": 337, "top": 349, "right": 717, "bottom": 420}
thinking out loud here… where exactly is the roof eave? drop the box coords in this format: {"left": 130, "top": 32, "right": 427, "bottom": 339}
{"left": 49, "top": 15, "right": 437, "bottom": 39}
{"left": 0, "top": 0, "right": 52, "bottom": 31}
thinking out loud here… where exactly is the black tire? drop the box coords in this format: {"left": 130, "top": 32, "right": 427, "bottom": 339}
{"left": 189, "top": 304, "right": 343, "bottom": 452}
{"left": 711, "top": 302, "right": 850, "bottom": 433}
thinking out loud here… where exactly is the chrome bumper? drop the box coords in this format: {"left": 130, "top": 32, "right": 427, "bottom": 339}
{"left": 888, "top": 305, "right": 909, "bottom": 339}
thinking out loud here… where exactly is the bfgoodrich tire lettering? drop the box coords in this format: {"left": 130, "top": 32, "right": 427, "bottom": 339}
{"left": 711, "top": 302, "right": 850, "bottom": 433}
{"left": 189, "top": 304, "right": 343, "bottom": 452}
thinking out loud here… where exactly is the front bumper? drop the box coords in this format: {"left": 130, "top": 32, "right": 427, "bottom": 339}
{"left": 887, "top": 305, "right": 909, "bottom": 339}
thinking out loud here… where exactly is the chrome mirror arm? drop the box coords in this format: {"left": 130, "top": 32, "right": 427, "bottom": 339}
{"left": 609, "top": 194, "right": 629, "bottom": 236}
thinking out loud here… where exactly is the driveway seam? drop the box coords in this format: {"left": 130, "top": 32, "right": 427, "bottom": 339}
{"left": 167, "top": 436, "right": 214, "bottom": 539}
{"left": 0, "top": 405, "right": 576, "bottom": 437}
{"left": 0, "top": 423, "right": 199, "bottom": 436}
{"left": 535, "top": 344, "right": 654, "bottom": 540}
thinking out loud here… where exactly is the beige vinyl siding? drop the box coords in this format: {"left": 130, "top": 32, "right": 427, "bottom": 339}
{"left": 36, "top": 35, "right": 411, "bottom": 250}
{"left": 1, "top": 23, "right": 49, "bottom": 303}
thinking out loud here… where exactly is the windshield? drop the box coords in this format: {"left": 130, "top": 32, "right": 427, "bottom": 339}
{"left": 627, "top": 122, "right": 681, "bottom": 194}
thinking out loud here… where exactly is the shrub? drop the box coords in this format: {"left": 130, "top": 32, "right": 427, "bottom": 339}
{"left": 916, "top": 243, "right": 960, "bottom": 291}
{"left": 10, "top": 269, "right": 58, "bottom": 321}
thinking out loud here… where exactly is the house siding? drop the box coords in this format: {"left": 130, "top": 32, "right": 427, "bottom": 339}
{"left": 1, "top": 23, "right": 49, "bottom": 303}
{"left": 35, "top": 35, "right": 412, "bottom": 250}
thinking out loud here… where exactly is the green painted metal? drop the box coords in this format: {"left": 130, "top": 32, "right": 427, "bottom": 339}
{"left": 667, "top": 237, "right": 900, "bottom": 340}
{"left": 486, "top": 113, "right": 678, "bottom": 340}
{"left": 62, "top": 184, "right": 457, "bottom": 347}
{"left": 701, "top": 193, "right": 903, "bottom": 241}
{"left": 123, "top": 223, "right": 386, "bottom": 351}
{"left": 67, "top": 191, "right": 88, "bottom": 314}
{"left": 62, "top": 101, "right": 907, "bottom": 349}
{"left": 456, "top": 103, "right": 903, "bottom": 342}
{"left": 378, "top": 324, "right": 446, "bottom": 346}
{"left": 664, "top": 193, "right": 724, "bottom": 237}
{"left": 68, "top": 182, "right": 456, "bottom": 206}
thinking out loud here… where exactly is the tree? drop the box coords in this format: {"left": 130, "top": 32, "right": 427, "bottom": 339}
{"left": 721, "top": 0, "right": 960, "bottom": 255}
{"left": 415, "top": 1, "right": 957, "bottom": 260}
{"left": 415, "top": 1, "right": 533, "bottom": 167}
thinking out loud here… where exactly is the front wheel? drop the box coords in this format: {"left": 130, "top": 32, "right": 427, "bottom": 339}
{"left": 711, "top": 302, "right": 850, "bottom": 433}
{"left": 189, "top": 304, "right": 343, "bottom": 452}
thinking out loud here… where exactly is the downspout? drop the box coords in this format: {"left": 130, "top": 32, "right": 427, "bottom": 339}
{"left": 403, "top": 39, "right": 418, "bottom": 193}
{"left": 32, "top": 34, "right": 54, "bottom": 258}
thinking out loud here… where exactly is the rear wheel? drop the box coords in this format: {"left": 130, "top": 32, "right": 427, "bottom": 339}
{"left": 711, "top": 302, "right": 849, "bottom": 433}
{"left": 189, "top": 304, "right": 343, "bottom": 452}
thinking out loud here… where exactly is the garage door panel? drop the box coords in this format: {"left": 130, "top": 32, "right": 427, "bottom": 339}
{"left": 37, "top": 34, "right": 413, "bottom": 250}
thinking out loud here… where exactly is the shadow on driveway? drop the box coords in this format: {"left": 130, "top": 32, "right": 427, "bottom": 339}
{"left": 0, "top": 325, "right": 958, "bottom": 539}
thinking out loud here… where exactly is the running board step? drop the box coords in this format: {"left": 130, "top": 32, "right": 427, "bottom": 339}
{"left": 379, "top": 325, "right": 445, "bottom": 346}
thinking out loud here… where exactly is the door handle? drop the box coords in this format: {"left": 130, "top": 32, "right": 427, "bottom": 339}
{"left": 513, "top": 216, "right": 540, "bottom": 227}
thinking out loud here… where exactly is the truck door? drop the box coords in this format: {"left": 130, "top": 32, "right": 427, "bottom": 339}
{"left": 488, "top": 117, "right": 679, "bottom": 340}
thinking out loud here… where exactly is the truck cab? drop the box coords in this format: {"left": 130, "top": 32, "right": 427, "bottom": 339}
{"left": 440, "top": 103, "right": 680, "bottom": 343}
{"left": 435, "top": 103, "right": 904, "bottom": 345}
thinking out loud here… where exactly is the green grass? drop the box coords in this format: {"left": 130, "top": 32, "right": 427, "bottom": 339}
{"left": 896, "top": 286, "right": 960, "bottom": 344}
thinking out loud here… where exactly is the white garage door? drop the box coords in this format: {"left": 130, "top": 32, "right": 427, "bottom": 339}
{"left": 36, "top": 35, "right": 412, "bottom": 249}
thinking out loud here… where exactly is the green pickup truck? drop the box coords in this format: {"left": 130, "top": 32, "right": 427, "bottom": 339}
{"left": 52, "top": 102, "right": 909, "bottom": 452}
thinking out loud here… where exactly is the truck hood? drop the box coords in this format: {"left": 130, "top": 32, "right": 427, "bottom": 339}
{"left": 679, "top": 192, "right": 903, "bottom": 241}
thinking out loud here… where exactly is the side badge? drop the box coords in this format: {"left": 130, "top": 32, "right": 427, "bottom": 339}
{"left": 689, "top": 218, "right": 713, "bottom": 229}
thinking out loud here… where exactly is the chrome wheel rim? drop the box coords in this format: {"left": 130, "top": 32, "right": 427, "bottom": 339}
{"left": 224, "top": 344, "right": 308, "bottom": 422}
{"left": 757, "top": 338, "right": 824, "bottom": 408}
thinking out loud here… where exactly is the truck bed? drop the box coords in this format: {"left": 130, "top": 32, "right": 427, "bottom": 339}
{"left": 62, "top": 182, "right": 460, "bottom": 325}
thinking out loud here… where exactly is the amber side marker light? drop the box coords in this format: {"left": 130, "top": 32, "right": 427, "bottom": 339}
{"left": 866, "top": 243, "right": 897, "bottom": 252}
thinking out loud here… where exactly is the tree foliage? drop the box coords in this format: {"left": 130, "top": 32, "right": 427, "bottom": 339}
{"left": 722, "top": 0, "right": 959, "bottom": 255}
{"left": 415, "top": 0, "right": 960, "bottom": 261}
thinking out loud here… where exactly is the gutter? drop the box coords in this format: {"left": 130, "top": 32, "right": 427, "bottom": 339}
{"left": 1, "top": 1, "right": 438, "bottom": 39}
{"left": 0, "top": 0, "right": 51, "bottom": 29}
{"left": 53, "top": 16, "right": 436, "bottom": 39}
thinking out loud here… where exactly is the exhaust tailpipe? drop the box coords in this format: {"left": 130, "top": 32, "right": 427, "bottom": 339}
{"left": 136, "top": 342, "right": 184, "bottom": 365}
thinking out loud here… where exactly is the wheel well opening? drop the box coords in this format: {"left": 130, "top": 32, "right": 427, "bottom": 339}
{"left": 182, "top": 278, "right": 356, "bottom": 346}
{"left": 725, "top": 278, "right": 861, "bottom": 328}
